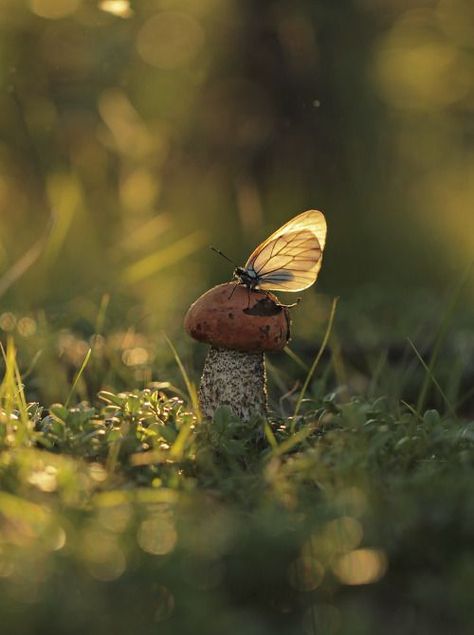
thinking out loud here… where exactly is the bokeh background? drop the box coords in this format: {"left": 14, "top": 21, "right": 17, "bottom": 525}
{"left": 1, "top": 4, "right": 474, "bottom": 635}
{"left": 0, "top": 0, "right": 473, "bottom": 405}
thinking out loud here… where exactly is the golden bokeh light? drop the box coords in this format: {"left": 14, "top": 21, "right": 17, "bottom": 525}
{"left": 17, "top": 317, "right": 37, "bottom": 338}
{"left": 29, "top": 0, "right": 80, "bottom": 19}
{"left": 136, "top": 12, "right": 205, "bottom": 70}
{"left": 49, "top": 526, "right": 67, "bottom": 551}
{"left": 0, "top": 313, "right": 17, "bottom": 332}
{"left": 332, "top": 548, "right": 387, "bottom": 586}
{"left": 27, "top": 465, "right": 58, "bottom": 493}
{"left": 98, "top": 0, "right": 133, "bottom": 18}
{"left": 89, "top": 463, "right": 108, "bottom": 483}
{"left": 137, "top": 513, "right": 178, "bottom": 555}
{"left": 122, "top": 347, "right": 150, "bottom": 367}
{"left": 373, "top": 10, "right": 470, "bottom": 110}
{"left": 57, "top": 331, "right": 90, "bottom": 367}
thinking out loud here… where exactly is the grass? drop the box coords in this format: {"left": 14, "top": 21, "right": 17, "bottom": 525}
{"left": 0, "top": 302, "right": 473, "bottom": 635}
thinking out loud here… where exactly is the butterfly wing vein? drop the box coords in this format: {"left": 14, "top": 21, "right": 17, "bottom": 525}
{"left": 243, "top": 210, "right": 327, "bottom": 292}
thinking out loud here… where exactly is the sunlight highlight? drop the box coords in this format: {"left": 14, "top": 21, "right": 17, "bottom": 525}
{"left": 50, "top": 526, "right": 67, "bottom": 551}
{"left": 27, "top": 465, "right": 58, "bottom": 493}
{"left": 98, "top": 0, "right": 133, "bottom": 18}
{"left": 332, "top": 548, "right": 387, "bottom": 586}
{"left": 122, "top": 347, "right": 150, "bottom": 367}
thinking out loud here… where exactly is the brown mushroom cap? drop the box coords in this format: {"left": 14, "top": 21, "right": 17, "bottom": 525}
{"left": 184, "top": 283, "right": 291, "bottom": 352}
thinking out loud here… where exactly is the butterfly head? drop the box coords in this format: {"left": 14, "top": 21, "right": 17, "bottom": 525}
{"left": 233, "top": 266, "right": 259, "bottom": 290}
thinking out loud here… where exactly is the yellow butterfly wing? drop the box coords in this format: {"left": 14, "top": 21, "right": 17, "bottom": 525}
{"left": 244, "top": 210, "right": 327, "bottom": 292}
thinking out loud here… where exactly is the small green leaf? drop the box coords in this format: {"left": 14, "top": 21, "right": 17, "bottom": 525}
{"left": 49, "top": 403, "right": 69, "bottom": 422}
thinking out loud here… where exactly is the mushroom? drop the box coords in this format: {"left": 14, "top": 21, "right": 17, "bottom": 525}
{"left": 184, "top": 283, "right": 290, "bottom": 421}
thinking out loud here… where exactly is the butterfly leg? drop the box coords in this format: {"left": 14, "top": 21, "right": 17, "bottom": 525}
{"left": 279, "top": 297, "right": 301, "bottom": 309}
{"left": 261, "top": 289, "right": 301, "bottom": 309}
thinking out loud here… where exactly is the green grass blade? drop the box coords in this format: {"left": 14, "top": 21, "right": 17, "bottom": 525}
{"left": 65, "top": 347, "right": 92, "bottom": 408}
{"left": 416, "top": 262, "right": 472, "bottom": 414}
{"left": 272, "top": 421, "right": 317, "bottom": 457}
{"left": 400, "top": 399, "right": 423, "bottom": 421}
{"left": 283, "top": 346, "right": 310, "bottom": 371}
{"left": 95, "top": 293, "right": 111, "bottom": 335}
{"left": 408, "top": 338, "right": 456, "bottom": 418}
{"left": 122, "top": 231, "right": 207, "bottom": 284}
{"left": 0, "top": 216, "right": 55, "bottom": 300}
{"left": 294, "top": 297, "right": 339, "bottom": 418}
{"left": 0, "top": 338, "right": 31, "bottom": 444}
{"left": 163, "top": 333, "right": 201, "bottom": 422}
{"left": 169, "top": 419, "right": 194, "bottom": 460}
{"left": 263, "top": 420, "right": 278, "bottom": 450}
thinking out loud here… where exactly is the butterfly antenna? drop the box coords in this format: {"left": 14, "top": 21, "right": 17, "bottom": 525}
{"left": 210, "top": 245, "right": 238, "bottom": 267}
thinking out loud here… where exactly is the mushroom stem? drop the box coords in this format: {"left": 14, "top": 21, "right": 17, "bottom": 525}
{"left": 199, "top": 346, "right": 267, "bottom": 421}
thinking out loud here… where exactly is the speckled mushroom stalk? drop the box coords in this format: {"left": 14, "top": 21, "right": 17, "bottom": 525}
{"left": 184, "top": 283, "right": 290, "bottom": 422}
{"left": 198, "top": 347, "right": 267, "bottom": 421}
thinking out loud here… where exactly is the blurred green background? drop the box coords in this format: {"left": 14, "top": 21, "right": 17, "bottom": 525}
{"left": 1, "top": 3, "right": 474, "bottom": 635}
{"left": 0, "top": 0, "right": 473, "bottom": 402}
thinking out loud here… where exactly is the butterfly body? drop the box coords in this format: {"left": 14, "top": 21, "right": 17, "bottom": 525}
{"left": 233, "top": 210, "right": 327, "bottom": 294}
{"left": 233, "top": 266, "right": 259, "bottom": 290}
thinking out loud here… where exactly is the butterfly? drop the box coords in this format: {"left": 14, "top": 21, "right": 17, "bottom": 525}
{"left": 228, "top": 210, "right": 327, "bottom": 294}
